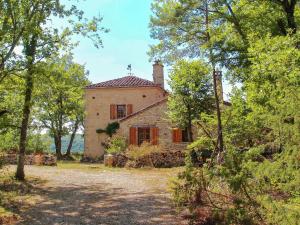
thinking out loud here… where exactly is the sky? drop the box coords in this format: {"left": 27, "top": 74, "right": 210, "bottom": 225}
{"left": 63, "top": 0, "right": 231, "bottom": 97}
{"left": 65, "top": 0, "right": 155, "bottom": 83}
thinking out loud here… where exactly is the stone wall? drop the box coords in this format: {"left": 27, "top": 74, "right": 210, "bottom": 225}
{"left": 84, "top": 86, "right": 167, "bottom": 158}
{"left": 118, "top": 100, "right": 192, "bottom": 152}
{"left": 126, "top": 150, "right": 185, "bottom": 168}
{"left": 104, "top": 151, "right": 185, "bottom": 168}
{"left": 2, "top": 154, "right": 57, "bottom": 166}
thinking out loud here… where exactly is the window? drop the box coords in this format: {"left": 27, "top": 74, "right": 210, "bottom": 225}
{"left": 117, "top": 105, "right": 126, "bottom": 118}
{"left": 173, "top": 127, "right": 190, "bottom": 143}
{"left": 110, "top": 104, "right": 133, "bottom": 120}
{"left": 138, "top": 127, "right": 150, "bottom": 145}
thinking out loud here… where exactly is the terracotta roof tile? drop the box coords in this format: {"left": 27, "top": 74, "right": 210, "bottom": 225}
{"left": 86, "top": 76, "right": 160, "bottom": 89}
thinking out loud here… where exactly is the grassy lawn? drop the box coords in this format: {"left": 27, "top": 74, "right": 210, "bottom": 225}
{"left": 57, "top": 161, "right": 184, "bottom": 175}
{"left": 0, "top": 169, "right": 44, "bottom": 224}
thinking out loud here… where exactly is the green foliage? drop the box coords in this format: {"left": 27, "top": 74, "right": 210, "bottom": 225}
{"left": 26, "top": 133, "right": 51, "bottom": 154}
{"left": 34, "top": 54, "right": 89, "bottom": 156}
{"left": 49, "top": 134, "right": 84, "bottom": 153}
{"left": 105, "top": 135, "right": 127, "bottom": 155}
{"left": 168, "top": 60, "right": 214, "bottom": 141}
{"left": 151, "top": 0, "right": 300, "bottom": 224}
{"left": 96, "top": 122, "right": 120, "bottom": 137}
{"left": 1, "top": 0, "right": 108, "bottom": 179}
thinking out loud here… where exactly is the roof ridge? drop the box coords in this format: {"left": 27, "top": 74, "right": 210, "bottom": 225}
{"left": 85, "top": 75, "right": 160, "bottom": 89}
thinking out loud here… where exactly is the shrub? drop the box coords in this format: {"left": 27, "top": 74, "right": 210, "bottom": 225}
{"left": 96, "top": 122, "right": 120, "bottom": 137}
{"left": 171, "top": 144, "right": 300, "bottom": 224}
{"left": 105, "top": 135, "right": 127, "bottom": 155}
{"left": 26, "top": 133, "right": 51, "bottom": 154}
{"left": 126, "top": 142, "right": 162, "bottom": 160}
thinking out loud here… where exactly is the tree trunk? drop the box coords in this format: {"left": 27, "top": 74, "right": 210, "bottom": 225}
{"left": 186, "top": 105, "right": 194, "bottom": 142}
{"left": 283, "top": 0, "right": 297, "bottom": 33}
{"left": 15, "top": 36, "right": 36, "bottom": 181}
{"left": 213, "top": 69, "right": 224, "bottom": 160}
{"left": 54, "top": 134, "right": 62, "bottom": 159}
{"left": 205, "top": 1, "right": 224, "bottom": 163}
{"left": 65, "top": 119, "right": 79, "bottom": 157}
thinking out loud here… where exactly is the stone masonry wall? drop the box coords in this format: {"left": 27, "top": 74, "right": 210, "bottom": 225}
{"left": 84, "top": 87, "right": 166, "bottom": 158}
{"left": 118, "top": 100, "right": 189, "bottom": 152}
{"left": 1, "top": 154, "right": 57, "bottom": 166}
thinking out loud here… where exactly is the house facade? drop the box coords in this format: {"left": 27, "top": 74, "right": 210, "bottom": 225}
{"left": 84, "top": 61, "right": 191, "bottom": 158}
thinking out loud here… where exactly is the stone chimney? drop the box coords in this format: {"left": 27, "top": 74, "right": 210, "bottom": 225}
{"left": 152, "top": 60, "right": 164, "bottom": 89}
{"left": 214, "top": 70, "right": 223, "bottom": 102}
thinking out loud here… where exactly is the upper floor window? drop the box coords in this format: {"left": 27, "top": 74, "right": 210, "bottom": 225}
{"left": 110, "top": 104, "right": 133, "bottom": 120}
{"left": 117, "top": 105, "right": 126, "bottom": 119}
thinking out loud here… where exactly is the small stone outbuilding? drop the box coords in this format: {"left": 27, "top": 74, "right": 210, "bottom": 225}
{"left": 118, "top": 98, "right": 189, "bottom": 152}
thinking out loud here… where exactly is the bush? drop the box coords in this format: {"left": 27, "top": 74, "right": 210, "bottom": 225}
{"left": 26, "top": 133, "right": 51, "bottom": 154}
{"left": 171, "top": 145, "right": 300, "bottom": 224}
{"left": 96, "top": 122, "right": 120, "bottom": 137}
{"left": 126, "top": 143, "right": 185, "bottom": 168}
{"left": 105, "top": 135, "right": 127, "bottom": 155}
{"left": 126, "top": 142, "right": 162, "bottom": 160}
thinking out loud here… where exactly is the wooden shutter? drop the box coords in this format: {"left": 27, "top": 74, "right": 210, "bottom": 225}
{"left": 172, "top": 128, "right": 182, "bottom": 143}
{"left": 151, "top": 127, "right": 159, "bottom": 145}
{"left": 110, "top": 104, "right": 117, "bottom": 119}
{"left": 129, "top": 127, "right": 137, "bottom": 145}
{"left": 127, "top": 104, "right": 133, "bottom": 115}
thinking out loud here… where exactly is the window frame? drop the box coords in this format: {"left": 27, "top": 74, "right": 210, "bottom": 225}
{"left": 116, "top": 104, "right": 126, "bottom": 119}
{"left": 138, "top": 127, "right": 151, "bottom": 145}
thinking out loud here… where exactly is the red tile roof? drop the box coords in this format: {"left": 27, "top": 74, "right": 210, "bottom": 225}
{"left": 119, "top": 98, "right": 168, "bottom": 122}
{"left": 86, "top": 76, "right": 161, "bottom": 89}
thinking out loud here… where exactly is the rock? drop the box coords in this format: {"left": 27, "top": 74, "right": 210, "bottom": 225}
{"left": 1, "top": 153, "right": 57, "bottom": 166}
{"left": 125, "top": 150, "right": 185, "bottom": 168}
{"left": 80, "top": 156, "right": 103, "bottom": 163}
{"left": 104, "top": 154, "right": 115, "bottom": 167}
{"left": 114, "top": 154, "right": 128, "bottom": 167}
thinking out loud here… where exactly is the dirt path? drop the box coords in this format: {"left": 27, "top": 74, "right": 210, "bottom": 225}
{"left": 15, "top": 165, "right": 186, "bottom": 225}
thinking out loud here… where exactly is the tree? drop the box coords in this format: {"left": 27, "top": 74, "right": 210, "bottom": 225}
{"left": 15, "top": 0, "right": 107, "bottom": 180}
{"left": 0, "top": 0, "right": 41, "bottom": 81}
{"left": 156, "top": 1, "right": 300, "bottom": 223}
{"left": 35, "top": 55, "right": 89, "bottom": 159}
{"left": 149, "top": 0, "right": 300, "bottom": 160}
{"left": 168, "top": 60, "right": 214, "bottom": 142}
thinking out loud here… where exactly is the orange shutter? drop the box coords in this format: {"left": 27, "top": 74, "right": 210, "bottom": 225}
{"left": 129, "top": 127, "right": 137, "bottom": 145}
{"left": 110, "top": 104, "right": 116, "bottom": 119}
{"left": 151, "top": 127, "right": 159, "bottom": 145}
{"left": 172, "top": 128, "right": 182, "bottom": 143}
{"left": 127, "top": 104, "right": 133, "bottom": 115}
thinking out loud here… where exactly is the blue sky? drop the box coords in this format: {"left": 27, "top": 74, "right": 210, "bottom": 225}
{"left": 67, "top": 0, "right": 156, "bottom": 84}
{"left": 64, "top": 0, "right": 231, "bottom": 97}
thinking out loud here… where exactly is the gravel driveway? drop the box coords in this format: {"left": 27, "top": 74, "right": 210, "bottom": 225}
{"left": 16, "top": 165, "right": 186, "bottom": 225}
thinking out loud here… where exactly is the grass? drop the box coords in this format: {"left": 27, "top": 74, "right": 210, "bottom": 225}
{"left": 57, "top": 160, "right": 184, "bottom": 175}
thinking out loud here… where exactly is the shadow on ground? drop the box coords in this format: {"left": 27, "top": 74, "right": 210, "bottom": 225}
{"left": 17, "top": 183, "right": 181, "bottom": 225}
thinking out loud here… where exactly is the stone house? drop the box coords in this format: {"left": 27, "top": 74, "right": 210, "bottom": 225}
{"left": 84, "top": 61, "right": 193, "bottom": 158}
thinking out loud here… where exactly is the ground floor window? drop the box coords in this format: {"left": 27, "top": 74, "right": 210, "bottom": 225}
{"left": 138, "top": 127, "right": 150, "bottom": 145}
{"left": 173, "top": 127, "right": 191, "bottom": 143}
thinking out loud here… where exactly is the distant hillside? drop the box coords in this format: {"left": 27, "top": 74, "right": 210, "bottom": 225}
{"left": 49, "top": 134, "right": 84, "bottom": 153}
